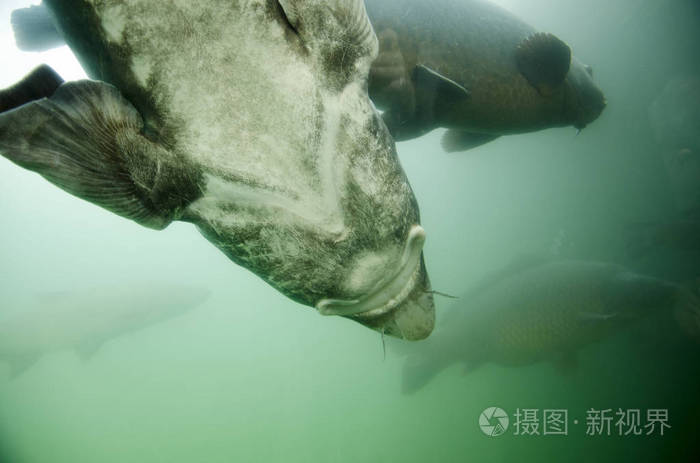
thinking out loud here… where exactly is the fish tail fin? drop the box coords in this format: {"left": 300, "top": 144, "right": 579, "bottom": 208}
{"left": 673, "top": 283, "right": 700, "bottom": 341}
{"left": 11, "top": 4, "right": 65, "bottom": 52}
{"left": 401, "top": 353, "right": 447, "bottom": 394}
{"left": 0, "top": 68, "right": 202, "bottom": 230}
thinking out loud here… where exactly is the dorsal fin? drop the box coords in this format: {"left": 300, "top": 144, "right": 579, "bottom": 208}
{"left": 516, "top": 32, "right": 571, "bottom": 96}
{"left": 412, "top": 65, "right": 471, "bottom": 113}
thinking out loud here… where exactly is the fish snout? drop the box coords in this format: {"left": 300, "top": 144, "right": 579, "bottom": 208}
{"left": 569, "top": 59, "right": 607, "bottom": 129}
{"left": 378, "top": 257, "right": 436, "bottom": 340}
{"left": 350, "top": 253, "right": 435, "bottom": 341}
{"left": 575, "top": 94, "right": 606, "bottom": 130}
{"left": 315, "top": 225, "right": 435, "bottom": 340}
{"left": 595, "top": 95, "right": 608, "bottom": 116}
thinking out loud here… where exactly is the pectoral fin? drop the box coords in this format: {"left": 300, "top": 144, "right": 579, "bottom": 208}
{"left": 0, "top": 67, "right": 202, "bottom": 230}
{"left": 380, "top": 65, "right": 470, "bottom": 142}
{"left": 412, "top": 65, "right": 470, "bottom": 119}
{"left": 441, "top": 129, "right": 499, "bottom": 152}
{"left": 516, "top": 32, "right": 571, "bottom": 96}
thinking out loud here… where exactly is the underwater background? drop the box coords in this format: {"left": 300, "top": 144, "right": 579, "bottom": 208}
{"left": 1, "top": 0, "right": 699, "bottom": 462}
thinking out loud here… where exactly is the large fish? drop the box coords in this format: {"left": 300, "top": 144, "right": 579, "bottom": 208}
{"left": 0, "top": 284, "right": 210, "bottom": 377}
{"left": 364, "top": 0, "right": 607, "bottom": 151}
{"left": 397, "top": 260, "right": 700, "bottom": 393}
{"left": 0, "top": 0, "right": 435, "bottom": 340}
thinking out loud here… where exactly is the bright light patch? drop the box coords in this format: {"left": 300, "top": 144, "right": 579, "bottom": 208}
{"left": 0, "top": 0, "right": 87, "bottom": 87}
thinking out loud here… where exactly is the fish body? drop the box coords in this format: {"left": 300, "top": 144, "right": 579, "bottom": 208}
{"left": 365, "top": 0, "right": 606, "bottom": 151}
{"left": 400, "top": 260, "right": 694, "bottom": 393}
{"left": 0, "top": 284, "right": 210, "bottom": 376}
{"left": 1, "top": 0, "right": 435, "bottom": 339}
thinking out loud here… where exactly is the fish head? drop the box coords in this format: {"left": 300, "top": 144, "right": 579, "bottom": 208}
{"left": 277, "top": 0, "right": 436, "bottom": 340}
{"left": 565, "top": 57, "right": 607, "bottom": 130}
{"left": 5, "top": 1, "right": 435, "bottom": 339}
{"left": 318, "top": 230, "right": 436, "bottom": 341}
{"left": 184, "top": 0, "right": 435, "bottom": 340}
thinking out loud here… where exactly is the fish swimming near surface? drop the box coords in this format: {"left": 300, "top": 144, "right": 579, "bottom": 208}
{"left": 0, "top": 284, "right": 210, "bottom": 377}
{"left": 1, "top": 0, "right": 435, "bottom": 339}
{"left": 364, "top": 0, "right": 607, "bottom": 151}
{"left": 396, "top": 259, "right": 700, "bottom": 393}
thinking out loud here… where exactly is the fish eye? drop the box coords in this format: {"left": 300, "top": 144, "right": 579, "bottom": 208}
{"left": 585, "top": 65, "right": 594, "bottom": 77}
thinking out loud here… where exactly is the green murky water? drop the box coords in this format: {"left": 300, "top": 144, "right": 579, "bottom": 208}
{"left": 1, "top": 1, "right": 699, "bottom": 462}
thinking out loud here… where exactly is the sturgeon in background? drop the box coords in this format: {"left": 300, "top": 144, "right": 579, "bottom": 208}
{"left": 1, "top": 0, "right": 435, "bottom": 340}
{"left": 365, "top": 0, "right": 607, "bottom": 151}
{"left": 0, "top": 284, "right": 210, "bottom": 377}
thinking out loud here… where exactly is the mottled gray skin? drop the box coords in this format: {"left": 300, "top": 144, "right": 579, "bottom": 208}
{"left": 365, "top": 0, "right": 606, "bottom": 147}
{"left": 0, "top": 0, "right": 435, "bottom": 339}
{"left": 399, "top": 261, "right": 695, "bottom": 393}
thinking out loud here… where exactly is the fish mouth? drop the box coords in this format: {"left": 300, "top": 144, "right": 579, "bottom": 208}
{"left": 316, "top": 225, "right": 435, "bottom": 340}
{"left": 576, "top": 96, "right": 607, "bottom": 129}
